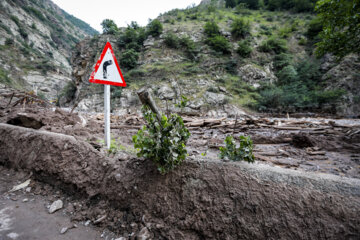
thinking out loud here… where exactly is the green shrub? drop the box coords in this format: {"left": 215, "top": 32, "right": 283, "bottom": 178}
{"left": 238, "top": 0, "right": 260, "bottom": 10}
{"left": 231, "top": 18, "right": 251, "bottom": 39}
{"left": 0, "top": 68, "right": 12, "bottom": 85}
{"left": 206, "top": 35, "right": 231, "bottom": 54}
{"left": 19, "top": 27, "right": 28, "bottom": 39}
{"left": 236, "top": 40, "right": 252, "bottom": 57}
{"left": 0, "top": 22, "right": 12, "bottom": 35}
{"left": 101, "top": 19, "right": 119, "bottom": 34}
{"left": 223, "top": 59, "right": 237, "bottom": 74}
{"left": 24, "top": 7, "right": 46, "bottom": 21}
{"left": 133, "top": 106, "right": 191, "bottom": 175}
{"left": 179, "top": 36, "right": 198, "bottom": 60}
{"left": 258, "top": 36, "right": 287, "bottom": 54}
{"left": 219, "top": 135, "right": 255, "bottom": 162}
{"left": 273, "top": 53, "right": 293, "bottom": 70}
{"left": 120, "top": 49, "right": 139, "bottom": 70}
{"left": 276, "top": 65, "right": 298, "bottom": 85}
{"left": 5, "top": 38, "right": 14, "bottom": 46}
{"left": 257, "top": 85, "right": 284, "bottom": 110}
{"left": 305, "top": 17, "right": 323, "bottom": 40}
{"left": 59, "top": 81, "right": 76, "bottom": 100}
{"left": 146, "top": 19, "right": 163, "bottom": 37}
{"left": 204, "top": 21, "right": 220, "bottom": 37}
{"left": 225, "top": 0, "right": 237, "bottom": 8}
{"left": 118, "top": 24, "right": 146, "bottom": 51}
{"left": 314, "top": 89, "right": 346, "bottom": 108}
{"left": 10, "top": 16, "right": 20, "bottom": 26}
{"left": 164, "top": 32, "right": 180, "bottom": 49}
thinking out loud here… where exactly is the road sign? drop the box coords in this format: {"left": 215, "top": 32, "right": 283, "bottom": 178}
{"left": 89, "top": 42, "right": 126, "bottom": 87}
{"left": 89, "top": 42, "right": 126, "bottom": 149}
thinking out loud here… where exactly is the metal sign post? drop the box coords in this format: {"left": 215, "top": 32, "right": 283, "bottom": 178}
{"left": 104, "top": 84, "right": 111, "bottom": 149}
{"left": 88, "top": 42, "right": 126, "bottom": 149}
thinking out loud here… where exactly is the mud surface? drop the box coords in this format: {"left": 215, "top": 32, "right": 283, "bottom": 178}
{"left": 1, "top": 123, "right": 360, "bottom": 239}
{"left": 0, "top": 166, "right": 113, "bottom": 240}
{"left": 1, "top": 86, "right": 360, "bottom": 239}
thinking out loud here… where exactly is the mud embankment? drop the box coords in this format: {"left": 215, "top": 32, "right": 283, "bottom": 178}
{"left": 0, "top": 123, "right": 359, "bottom": 239}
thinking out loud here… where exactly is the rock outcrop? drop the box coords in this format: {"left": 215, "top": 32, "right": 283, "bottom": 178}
{"left": 322, "top": 54, "right": 360, "bottom": 117}
{"left": 0, "top": 0, "right": 97, "bottom": 100}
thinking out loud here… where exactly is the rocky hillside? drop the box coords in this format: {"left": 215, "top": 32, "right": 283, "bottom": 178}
{"left": 0, "top": 0, "right": 97, "bottom": 101}
{"left": 66, "top": 0, "right": 359, "bottom": 117}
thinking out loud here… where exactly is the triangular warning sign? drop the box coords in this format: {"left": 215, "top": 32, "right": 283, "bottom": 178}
{"left": 89, "top": 42, "right": 126, "bottom": 87}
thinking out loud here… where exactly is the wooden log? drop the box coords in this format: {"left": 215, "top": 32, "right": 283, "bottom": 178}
{"left": 137, "top": 88, "right": 162, "bottom": 121}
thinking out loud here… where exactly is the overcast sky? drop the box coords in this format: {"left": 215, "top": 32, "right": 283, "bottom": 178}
{"left": 52, "top": 0, "right": 203, "bottom": 32}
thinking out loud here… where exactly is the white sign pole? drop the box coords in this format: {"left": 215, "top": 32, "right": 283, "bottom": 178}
{"left": 104, "top": 84, "right": 110, "bottom": 149}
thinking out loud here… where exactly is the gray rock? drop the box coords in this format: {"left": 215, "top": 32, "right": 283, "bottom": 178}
{"left": 322, "top": 54, "right": 360, "bottom": 117}
{"left": 238, "top": 64, "right": 276, "bottom": 87}
{"left": 60, "top": 227, "right": 68, "bottom": 234}
{"left": 136, "top": 227, "right": 151, "bottom": 240}
{"left": 49, "top": 200, "right": 63, "bottom": 214}
{"left": 203, "top": 91, "right": 227, "bottom": 105}
{"left": 158, "top": 86, "right": 175, "bottom": 100}
{"left": 144, "top": 36, "right": 155, "bottom": 48}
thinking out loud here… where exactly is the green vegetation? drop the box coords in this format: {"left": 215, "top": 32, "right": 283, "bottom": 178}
{"left": 257, "top": 56, "right": 345, "bottom": 112}
{"left": 230, "top": 18, "right": 251, "bottom": 39}
{"left": 267, "top": 0, "right": 317, "bottom": 12}
{"left": 204, "top": 21, "right": 221, "bottom": 37}
{"left": 58, "top": 81, "right": 76, "bottom": 101}
{"left": 315, "top": 0, "right": 360, "bottom": 58}
{"left": 236, "top": 40, "right": 252, "bottom": 57}
{"left": 101, "top": 19, "right": 119, "bottom": 34}
{"left": 24, "top": 6, "right": 46, "bottom": 21}
{"left": 219, "top": 135, "right": 255, "bottom": 162}
{"left": 5, "top": 38, "right": 14, "bottom": 46}
{"left": 164, "top": 32, "right": 198, "bottom": 60}
{"left": 0, "top": 22, "right": 12, "bottom": 35}
{"left": 206, "top": 35, "right": 232, "bottom": 54}
{"left": 0, "top": 68, "right": 12, "bottom": 85}
{"left": 133, "top": 106, "right": 190, "bottom": 175}
{"left": 10, "top": 15, "right": 28, "bottom": 39}
{"left": 146, "top": 19, "right": 163, "bottom": 37}
{"left": 61, "top": 9, "right": 98, "bottom": 35}
{"left": 120, "top": 49, "right": 139, "bottom": 70}
{"left": 258, "top": 36, "right": 287, "bottom": 54}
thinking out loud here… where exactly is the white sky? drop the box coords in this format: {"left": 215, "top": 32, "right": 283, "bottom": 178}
{"left": 52, "top": 0, "right": 203, "bottom": 32}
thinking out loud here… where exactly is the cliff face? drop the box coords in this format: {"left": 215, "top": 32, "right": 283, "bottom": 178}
{"left": 0, "top": 0, "right": 97, "bottom": 101}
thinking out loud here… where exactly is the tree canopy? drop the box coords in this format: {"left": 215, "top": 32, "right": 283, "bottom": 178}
{"left": 101, "top": 19, "right": 119, "bottom": 35}
{"left": 315, "top": 0, "right": 360, "bottom": 58}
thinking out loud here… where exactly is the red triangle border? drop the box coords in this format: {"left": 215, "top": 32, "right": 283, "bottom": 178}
{"left": 89, "top": 42, "right": 126, "bottom": 87}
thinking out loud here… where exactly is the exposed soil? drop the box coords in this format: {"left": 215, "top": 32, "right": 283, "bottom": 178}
{"left": 1, "top": 85, "right": 360, "bottom": 239}
{"left": 0, "top": 166, "right": 117, "bottom": 240}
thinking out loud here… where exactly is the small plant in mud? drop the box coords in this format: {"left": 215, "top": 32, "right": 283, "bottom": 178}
{"left": 133, "top": 106, "right": 191, "bottom": 175}
{"left": 175, "top": 95, "right": 189, "bottom": 109}
{"left": 219, "top": 135, "right": 255, "bottom": 163}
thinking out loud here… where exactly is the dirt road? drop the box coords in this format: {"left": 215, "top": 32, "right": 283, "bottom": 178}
{"left": 0, "top": 166, "right": 117, "bottom": 240}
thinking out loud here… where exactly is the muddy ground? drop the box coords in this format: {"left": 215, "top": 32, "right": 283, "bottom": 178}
{"left": 0, "top": 85, "right": 360, "bottom": 239}
{"left": 0, "top": 166, "right": 115, "bottom": 240}
{"left": 1, "top": 85, "right": 359, "bottom": 179}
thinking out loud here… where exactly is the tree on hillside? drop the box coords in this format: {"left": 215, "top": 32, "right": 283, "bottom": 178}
{"left": 238, "top": 0, "right": 260, "bottom": 9}
{"left": 315, "top": 0, "right": 360, "bottom": 58}
{"left": 225, "top": 0, "right": 237, "bottom": 8}
{"left": 147, "top": 19, "right": 163, "bottom": 37}
{"left": 204, "top": 21, "right": 220, "bottom": 37}
{"left": 101, "top": 19, "right": 119, "bottom": 35}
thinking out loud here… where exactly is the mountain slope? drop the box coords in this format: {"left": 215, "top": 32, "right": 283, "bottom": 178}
{"left": 68, "top": 0, "right": 359, "bottom": 117}
{"left": 0, "top": 0, "right": 98, "bottom": 100}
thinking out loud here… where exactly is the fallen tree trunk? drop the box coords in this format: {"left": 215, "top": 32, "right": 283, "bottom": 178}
{"left": 0, "top": 123, "right": 359, "bottom": 239}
